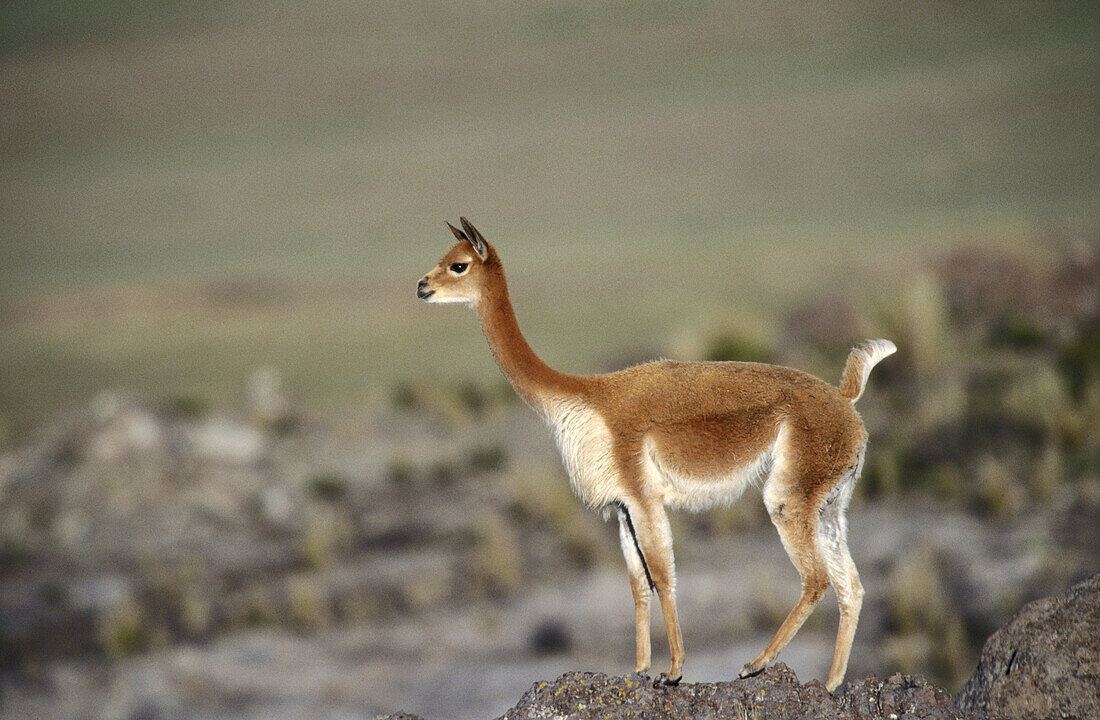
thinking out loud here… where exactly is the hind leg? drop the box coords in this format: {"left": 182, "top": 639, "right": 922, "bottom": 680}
{"left": 817, "top": 468, "right": 864, "bottom": 690}
{"left": 739, "top": 484, "right": 831, "bottom": 680}
{"left": 739, "top": 450, "right": 831, "bottom": 677}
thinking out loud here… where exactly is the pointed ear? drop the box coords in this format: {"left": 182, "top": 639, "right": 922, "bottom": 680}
{"left": 459, "top": 217, "right": 488, "bottom": 260}
{"left": 445, "top": 220, "right": 468, "bottom": 242}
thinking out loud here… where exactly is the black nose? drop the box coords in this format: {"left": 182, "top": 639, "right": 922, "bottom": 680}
{"left": 416, "top": 279, "right": 433, "bottom": 300}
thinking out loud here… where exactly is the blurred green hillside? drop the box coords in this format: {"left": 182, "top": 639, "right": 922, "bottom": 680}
{"left": 2, "top": 1, "right": 1098, "bottom": 437}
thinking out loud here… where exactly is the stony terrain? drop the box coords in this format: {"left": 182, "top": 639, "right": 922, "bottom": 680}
{"left": 376, "top": 574, "right": 1099, "bottom": 720}
{"left": 0, "top": 385, "right": 1096, "bottom": 720}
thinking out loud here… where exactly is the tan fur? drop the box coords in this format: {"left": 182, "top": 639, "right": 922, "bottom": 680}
{"left": 418, "top": 218, "right": 896, "bottom": 690}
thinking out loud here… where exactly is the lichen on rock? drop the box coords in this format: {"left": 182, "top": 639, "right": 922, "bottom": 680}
{"left": 497, "top": 663, "right": 990, "bottom": 720}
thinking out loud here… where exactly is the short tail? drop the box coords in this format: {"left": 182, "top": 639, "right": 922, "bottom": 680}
{"left": 838, "top": 339, "right": 897, "bottom": 402}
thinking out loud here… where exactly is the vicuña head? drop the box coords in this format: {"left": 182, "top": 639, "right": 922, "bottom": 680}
{"left": 418, "top": 217, "right": 896, "bottom": 691}
{"left": 416, "top": 217, "right": 494, "bottom": 307}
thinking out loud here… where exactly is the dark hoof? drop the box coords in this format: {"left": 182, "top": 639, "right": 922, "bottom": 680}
{"left": 656, "top": 672, "right": 682, "bottom": 686}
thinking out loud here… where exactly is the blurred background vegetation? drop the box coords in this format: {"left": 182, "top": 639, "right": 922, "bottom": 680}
{"left": 0, "top": 1, "right": 1097, "bottom": 717}
{"left": 2, "top": 0, "right": 1097, "bottom": 438}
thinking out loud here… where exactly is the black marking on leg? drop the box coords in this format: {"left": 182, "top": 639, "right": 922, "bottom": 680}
{"left": 616, "top": 501, "right": 656, "bottom": 591}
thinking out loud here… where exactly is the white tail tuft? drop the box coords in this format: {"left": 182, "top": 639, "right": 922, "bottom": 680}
{"left": 838, "top": 339, "right": 896, "bottom": 402}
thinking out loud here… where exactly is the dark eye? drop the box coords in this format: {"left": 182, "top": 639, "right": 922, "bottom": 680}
{"left": 449, "top": 262, "right": 469, "bottom": 274}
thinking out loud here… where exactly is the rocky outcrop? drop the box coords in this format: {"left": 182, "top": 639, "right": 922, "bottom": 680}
{"left": 495, "top": 664, "right": 991, "bottom": 720}
{"left": 957, "top": 573, "right": 1100, "bottom": 720}
{"left": 374, "top": 574, "right": 1100, "bottom": 720}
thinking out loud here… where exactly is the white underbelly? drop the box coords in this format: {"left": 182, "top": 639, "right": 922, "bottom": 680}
{"left": 643, "top": 435, "right": 776, "bottom": 511}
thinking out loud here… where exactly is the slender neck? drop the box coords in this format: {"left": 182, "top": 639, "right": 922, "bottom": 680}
{"left": 475, "top": 264, "right": 581, "bottom": 412}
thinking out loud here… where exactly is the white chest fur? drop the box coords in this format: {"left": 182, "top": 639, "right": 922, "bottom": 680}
{"left": 544, "top": 398, "right": 621, "bottom": 509}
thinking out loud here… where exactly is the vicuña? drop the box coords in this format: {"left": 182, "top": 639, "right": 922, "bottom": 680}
{"left": 417, "top": 217, "right": 896, "bottom": 690}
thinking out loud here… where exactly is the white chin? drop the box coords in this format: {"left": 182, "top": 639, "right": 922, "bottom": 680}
{"left": 428, "top": 295, "right": 474, "bottom": 307}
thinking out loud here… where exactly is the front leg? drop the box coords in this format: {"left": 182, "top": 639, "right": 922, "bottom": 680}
{"left": 618, "top": 507, "right": 652, "bottom": 673}
{"left": 618, "top": 500, "right": 683, "bottom": 684}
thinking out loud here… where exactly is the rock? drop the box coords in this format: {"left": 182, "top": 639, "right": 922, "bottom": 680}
{"left": 957, "top": 573, "right": 1100, "bottom": 720}
{"left": 186, "top": 417, "right": 265, "bottom": 463}
{"left": 843, "top": 673, "right": 992, "bottom": 720}
{"left": 499, "top": 664, "right": 991, "bottom": 720}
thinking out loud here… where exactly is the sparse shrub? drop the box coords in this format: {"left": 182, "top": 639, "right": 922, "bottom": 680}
{"left": 1001, "top": 362, "right": 1070, "bottom": 437}
{"left": 29, "top": 498, "right": 58, "bottom": 531}
{"left": 390, "top": 381, "right": 420, "bottom": 411}
{"left": 242, "top": 587, "right": 278, "bottom": 628}
{"left": 306, "top": 471, "right": 347, "bottom": 502}
{"left": 596, "top": 346, "right": 664, "bottom": 374}
{"left": 1031, "top": 442, "right": 1065, "bottom": 502}
{"left": 883, "top": 633, "right": 935, "bottom": 677}
{"left": 695, "top": 499, "right": 768, "bottom": 535}
{"left": 884, "top": 546, "right": 973, "bottom": 690}
{"left": 504, "top": 471, "right": 607, "bottom": 568}
{"left": 300, "top": 508, "right": 353, "bottom": 570}
{"left": 467, "top": 444, "right": 509, "bottom": 474}
{"left": 887, "top": 547, "right": 948, "bottom": 635}
{"left": 97, "top": 600, "right": 149, "bottom": 658}
{"left": 892, "top": 274, "right": 952, "bottom": 382}
{"left": 261, "top": 413, "right": 301, "bottom": 437}
{"left": 932, "top": 617, "right": 972, "bottom": 692}
{"left": 456, "top": 382, "right": 488, "bottom": 416}
{"left": 1059, "top": 326, "right": 1100, "bottom": 402}
{"left": 37, "top": 579, "right": 68, "bottom": 606}
{"left": 493, "top": 378, "right": 519, "bottom": 405}
{"left": 899, "top": 449, "right": 965, "bottom": 502}
{"left": 703, "top": 332, "right": 774, "bottom": 364}
{"left": 504, "top": 474, "right": 551, "bottom": 523}
{"left": 0, "top": 535, "right": 31, "bottom": 572}
{"left": 140, "top": 569, "right": 186, "bottom": 640}
{"left": 0, "top": 628, "right": 10, "bottom": 672}
{"left": 973, "top": 454, "right": 1025, "bottom": 520}
{"left": 242, "top": 490, "right": 265, "bottom": 520}
{"left": 402, "top": 572, "right": 451, "bottom": 611}
{"left": 911, "top": 371, "right": 967, "bottom": 431}
{"left": 748, "top": 566, "right": 814, "bottom": 631}
{"left": 385, "top": 458, "right": 417, "bottom": 486}
{"left": 987, "top": 313, "right": 1051, "bottom": 350}
{"left": 286, "top": 575, "right": 328, "bottom": 632}
{"left": 471, "top": 515, "right": 523, "bottom": 599}
{"left": 179, "top": 587, "right": 211, "bottom": 638}
{"left": 426, "top": 460, "right": 458, "bottom": 486}
{"left": 861, "top": 448, "right": 902, "bottom": 499}
{"left": 162, "top": 394, "right": 208, "bottom": 420}
{"left": 187, "top": 501, "right": 221, "bottom": 524}
{"left": 337, "top": 595, "right": 380, "bottom": 624}
{"left": 559, "top": 519, "right": 605, "bottom": 569}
